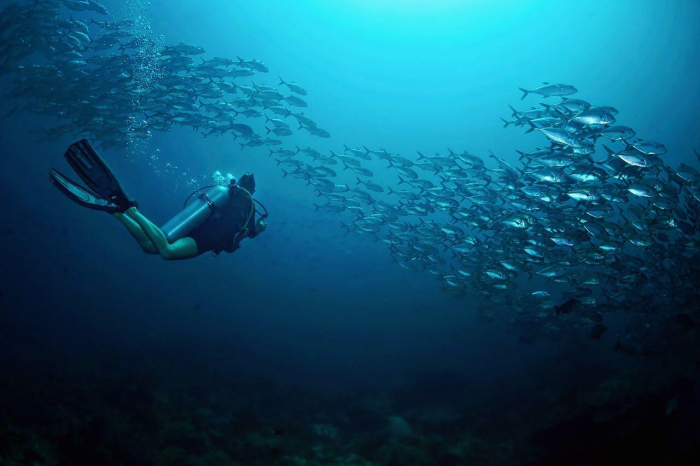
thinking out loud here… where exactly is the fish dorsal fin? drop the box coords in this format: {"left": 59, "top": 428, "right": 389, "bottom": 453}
{"left": 542, "top": 81, "right": 550, "bottom": 85}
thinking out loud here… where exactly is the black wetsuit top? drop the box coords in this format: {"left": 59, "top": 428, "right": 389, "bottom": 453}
{"left": 188, "top": 187, "right": 258, "bottom": 255}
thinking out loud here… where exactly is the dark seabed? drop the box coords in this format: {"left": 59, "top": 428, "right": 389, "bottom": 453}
{"left": 1, "top": 1, "right": 700, "bottom": 465}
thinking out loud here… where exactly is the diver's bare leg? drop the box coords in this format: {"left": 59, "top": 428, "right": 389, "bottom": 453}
{"left": 113, "top": 212, "right": 158, "bottom": 254}
{"left": 125, "top": 207, "right": 199, "bottom": 261}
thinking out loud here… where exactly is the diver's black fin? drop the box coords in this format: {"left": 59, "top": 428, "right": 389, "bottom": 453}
{"left": 63, "top": 139, "right": 137, "bottom": 210}
{"left": 49, "top": 168, "right": 121, "bottom": 213}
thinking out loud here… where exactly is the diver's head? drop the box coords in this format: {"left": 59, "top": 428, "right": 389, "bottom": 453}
{"left": 239, "top": 172, "right": 256, "bottom": 194}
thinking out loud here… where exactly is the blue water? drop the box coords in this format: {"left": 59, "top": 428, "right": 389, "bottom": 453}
{"left": 1, "top": 1, "right": 700, "bottom": 464}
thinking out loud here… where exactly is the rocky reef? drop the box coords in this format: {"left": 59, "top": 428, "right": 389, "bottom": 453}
{"left": 1, "top": 346, "right": 699, "bottom": 466}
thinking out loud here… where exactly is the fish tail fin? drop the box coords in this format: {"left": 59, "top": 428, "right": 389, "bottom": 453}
{"left": 281, "top": 168, "right": 289, "bottom": 178}
{"left": 278, "top": 76, "right": 285, "bottom": 85}
{"left": 518, "top": 88, "right": 529, "bottom": 100}
{"left": 295, "top": 146, "right": 301, "bottom": 154}
{"left": 363, "top": 146, "right": 371, "bottom": 155}
{"left": 508, "top": 104, "right": 518, "bottom": 116}
{"left": 356, "top": 177, "right": 362, "bottom": 185}
{"left": 398, "top": 176, "right": 406, "bottom": 185}
{"left": 417, "top": 151, "right": 426, "bottom": 160}
{"left": 330, "top": 150, "right": 338, "bottom": 158}
{"left": 343, "top": 144, "right": 351, "bottom": 152}
{"left": 313, "top": 203, "right": 321, "bottom": 211}
{"left": 266, "top": 127, "right": 271, "bottom": 135}
{"left": 500, "top": 117, "right": 510, "bottom": 129}
{"left": 525, "top": 122, "right": 535, "bottom": 134}
{"left": 239, "top": 143, "right": 245, "bottom": 150}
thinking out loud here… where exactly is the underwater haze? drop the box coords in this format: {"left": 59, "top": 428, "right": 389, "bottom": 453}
{"left": 1, "top": 1, "right": 700, "bottom": 465}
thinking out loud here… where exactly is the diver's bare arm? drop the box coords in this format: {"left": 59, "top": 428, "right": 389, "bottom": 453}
{"left": 113, "top": 212, "right": 158, "bottom": 254}
{"left": 249, "top": 219, "right": 267, "bottom": 238}
{"left": 125, "top": 207, "right": 199, "bottom": 261}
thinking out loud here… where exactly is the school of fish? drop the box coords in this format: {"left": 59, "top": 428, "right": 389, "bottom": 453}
{"left": 0, "top": 0, "right": 327, "bottom": 151}
{"left": 2, "top": 0, "right": 700, "bottom": 352}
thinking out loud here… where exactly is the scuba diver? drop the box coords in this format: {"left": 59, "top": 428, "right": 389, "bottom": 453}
{"left": 49, "top": 139, "right": 267, "bottom": 260}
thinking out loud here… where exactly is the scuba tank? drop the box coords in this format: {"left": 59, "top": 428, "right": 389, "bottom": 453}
{"left": 161, "top": 184, "right": 233, "bottom": 243}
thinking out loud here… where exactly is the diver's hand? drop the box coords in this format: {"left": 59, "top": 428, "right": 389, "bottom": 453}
{"left": 256, "top": 219, "right": 267, "bottom": 233}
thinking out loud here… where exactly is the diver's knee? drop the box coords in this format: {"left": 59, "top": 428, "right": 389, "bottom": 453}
{"left": 159, "top": 247, "right": 176, "bottom": 261}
